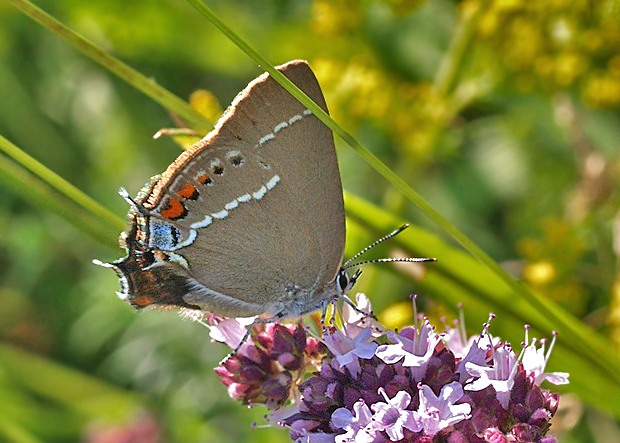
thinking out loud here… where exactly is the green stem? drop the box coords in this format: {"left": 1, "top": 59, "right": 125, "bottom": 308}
{"left": 433, "top": 0, "right": 484, "bottom": 97}
{"left": 385, "top": 1, "right": 485, "bottom": 214}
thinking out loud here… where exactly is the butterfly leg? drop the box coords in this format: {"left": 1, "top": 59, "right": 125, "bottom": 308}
{"left": 336, "top": 293, "right": 378, "bottom": 320}
{"left": 219, "top": 313, "right": 286, "bottom": 365}
{"left": 320, "top": 299, "right": 331, "bottom": 334}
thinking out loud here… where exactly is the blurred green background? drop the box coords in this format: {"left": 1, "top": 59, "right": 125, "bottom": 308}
{"left": 1, "top": 0, "right": 620, "bottom": 441}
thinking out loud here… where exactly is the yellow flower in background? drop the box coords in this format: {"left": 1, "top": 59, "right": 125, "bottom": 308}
{"left": 189, "top": 89, "right": 222, "bottom": 123}
{"left": 523, "top": 260, "right": 556, "bottom": 285}
{"left": 583, "top": 73, "right": 620, "bottom": 107}
{"left": 469, "top": 0, "right": 620, "bottom": 107}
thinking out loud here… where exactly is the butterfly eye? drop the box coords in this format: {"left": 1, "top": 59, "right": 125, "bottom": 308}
{"left": 337, "top": 272, "right": 349, "bottom": 292}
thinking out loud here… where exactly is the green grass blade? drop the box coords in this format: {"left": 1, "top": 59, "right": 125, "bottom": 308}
{"left": 186, "top": 0, "right": 616, "bottom": 385}
{"left": 344, "top": 191, "right": 620, "bottom": 416}
{"left": 0, "top": 135, "right": 122, "bottom": 245}
{"left": 6, "top": 0, "right": 615, "bottom": 419}
{"left": 0, "top": 417, "right": 43, "bottom": 443}
{"left": 0, "top": 343, "right": 144, "bottom": 423}
{"left": 5, "top": 0, "right": 213, "bottom": 133}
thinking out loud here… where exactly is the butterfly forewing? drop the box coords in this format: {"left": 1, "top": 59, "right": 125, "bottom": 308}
{"left": 121, "top": 60, "right": 345, "bottom": 318}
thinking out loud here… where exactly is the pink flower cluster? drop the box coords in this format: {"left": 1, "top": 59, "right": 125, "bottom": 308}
{"left": 210, "top": 295, "right": 568, "bottom": 443}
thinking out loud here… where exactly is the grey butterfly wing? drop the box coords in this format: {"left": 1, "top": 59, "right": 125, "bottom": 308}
{"left": 143, "top": 60, "right": 345, "bottom": 317}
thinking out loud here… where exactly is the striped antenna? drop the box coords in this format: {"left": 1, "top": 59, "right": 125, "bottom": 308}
{"left": 342, "top": 224, "right": 436, "bottom": 271}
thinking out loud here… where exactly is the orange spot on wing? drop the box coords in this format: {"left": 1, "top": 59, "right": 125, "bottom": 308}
{"left": 133, "top": 294, "right": 154, "bottom": 307}
{"left": 177, "top": 183, "right": 199, "bottom": 200}
{"left": 160, "top": 197, "right": 187, "bottom": 220}
{"left": 197, "top": 174, "right": 212, "bottom": 185}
